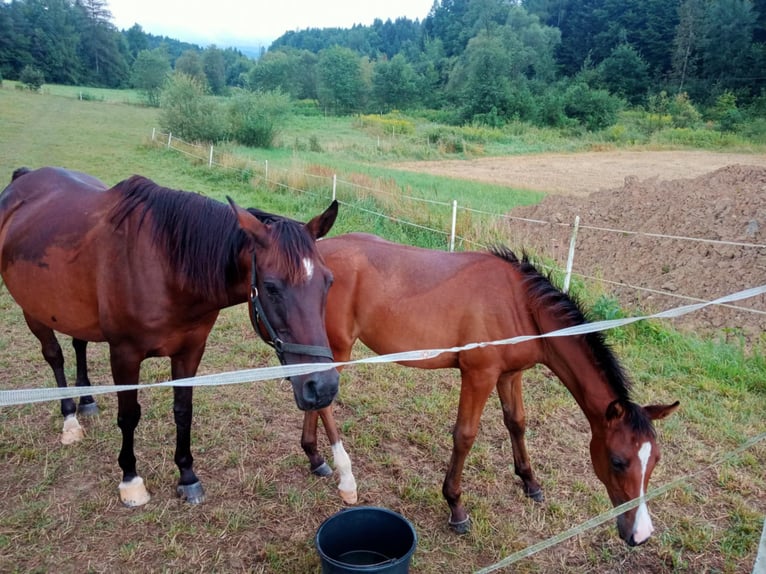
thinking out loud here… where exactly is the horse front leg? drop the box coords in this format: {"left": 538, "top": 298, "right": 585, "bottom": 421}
{"left": 170, "top": 350, "right": 206, "bottom": 504}
{"left": 23, "top": 313, "right": 83, "bottom": 445}
{"left": 443, "top": 371, "right": 495, "bottom": 534}
{"left": 497, "top": 371, "right": 544, "bottom": 501}
{"left": 110, "top": 345, "right": 150, "bottom": 507}
{"left": 72, "top": 338, "right": 98, "bottom": 415}
{"left": 301, "top": 408, "right": 358, "bottom": 504}
{"left": 319, "top": 407, "right": 357, "bottom": 504}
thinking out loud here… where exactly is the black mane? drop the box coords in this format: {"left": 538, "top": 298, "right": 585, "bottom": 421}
{"left": 108, "top": 176, "right": 244, "bottom": 299}
{"left": 490, "top": 245, "right": 654, "bottom": 434}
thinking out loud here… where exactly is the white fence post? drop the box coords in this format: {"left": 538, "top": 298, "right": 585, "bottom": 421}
{"left": 208, "top": 145, "right": 214, "bottom": 168}
{"left": 264, "top": 160, "right": 268, "bottom": 181}
{"left": 151, "top": 128, "right": 156, "bottom": 141}
{"left": 332, "top": 174, "right": 337, "bottom": 201}
{"left": 563, "top": 215, "right": 580, "bottom": 293}
{"left": 167, "top": 132, "right": 172, "bottom": 149}
{"left": 449, "top": 200, "right": 458, "bottom": 252}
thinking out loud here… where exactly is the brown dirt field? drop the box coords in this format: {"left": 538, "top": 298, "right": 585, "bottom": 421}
{"left": 394, "top": 150, "right": 766, "bottom": 197}
{"left": 398, "top": 151, "right": 766, "bottom": 342}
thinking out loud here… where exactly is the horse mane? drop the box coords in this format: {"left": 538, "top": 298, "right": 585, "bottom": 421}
{"left": 490, "top": 245, "right": 655, "bottom": 435}
{"left": 108, "top": 175, "right": 244, "bottom": 299}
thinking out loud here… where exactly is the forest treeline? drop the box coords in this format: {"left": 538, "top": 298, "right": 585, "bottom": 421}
{"left": 2, "top": 0, "right": 765, "bottom": 131}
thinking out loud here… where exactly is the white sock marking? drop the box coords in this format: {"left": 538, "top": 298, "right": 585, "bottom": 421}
{"left": 633, "top": 441, "right": 654, "bottom": 544}
{"left": 331, "top": 441, "right": 357, "bottom": 494}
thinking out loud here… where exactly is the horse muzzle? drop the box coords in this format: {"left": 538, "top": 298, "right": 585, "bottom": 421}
{"left": 616, "top": 508, "right": 654, "bottom": 546}
{"left": 289, "top": 368, "right": 339, "bottom": 410}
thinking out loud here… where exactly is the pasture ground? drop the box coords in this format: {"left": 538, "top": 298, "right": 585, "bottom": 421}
{"left": 0, "top": 86, "right": 763, "bottom": 573}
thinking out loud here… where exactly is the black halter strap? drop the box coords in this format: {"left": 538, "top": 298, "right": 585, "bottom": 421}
{"left": 248, "top": 252, "right": 334, "bottom": 364}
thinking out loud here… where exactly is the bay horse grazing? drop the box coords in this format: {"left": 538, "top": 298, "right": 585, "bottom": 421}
{"left": 0, "top": 166, "right": 339, "bottom": 507}
{"left": 302, "top": 233, "right": 679, "bottom": 546}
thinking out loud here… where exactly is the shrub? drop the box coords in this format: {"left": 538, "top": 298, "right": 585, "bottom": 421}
{"left": 159, "top": 73, "right": 226, "bottom": 142}
{"left": 227, "top": 89, "right": 292, "bottom": 148}
{"left": 19, "top": 65, "right": 45, "bottom": 92}
{"left": 563, "top": 83, "right": 622, "bottom": 131}
{"left": 668, "top": 92, "right": 702, "bottom": 128}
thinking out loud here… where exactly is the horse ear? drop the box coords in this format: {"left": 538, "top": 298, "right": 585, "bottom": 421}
{"left": 306, "top": 200, "right": 338, "bottom": 240}
{"left": 643, "top": 400, "right": 680, "bottom": 421}
{"left": 227, "top": 196, "right": 269, "bottom": 247}
{"left": 605, "top": 399, "right": 625, "bottom": 422}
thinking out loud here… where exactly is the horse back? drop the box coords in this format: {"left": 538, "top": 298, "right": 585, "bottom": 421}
{"left": 319, "top": 233, "right": 538, "bottom": 369}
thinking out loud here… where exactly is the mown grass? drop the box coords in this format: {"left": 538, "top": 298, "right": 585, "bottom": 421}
{"left": 0, "top": 85, "right": 763, "bottom": 573}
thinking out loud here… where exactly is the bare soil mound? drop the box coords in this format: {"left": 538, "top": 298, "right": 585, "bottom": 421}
{"left": 508, "top": 163, "right": 766, "bottom": 340}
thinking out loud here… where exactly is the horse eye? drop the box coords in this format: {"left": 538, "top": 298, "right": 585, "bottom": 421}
{"left": 610, "top": 456, "right": 628, "bottom": 473}
{"left": 265, "top": 283, "right": 282, "bottom": 301}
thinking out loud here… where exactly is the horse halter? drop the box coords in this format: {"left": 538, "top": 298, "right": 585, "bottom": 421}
{"left": 248, "top": 252, "right": 335, "bottom": 364}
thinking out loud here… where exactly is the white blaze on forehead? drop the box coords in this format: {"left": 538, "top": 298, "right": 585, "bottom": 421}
{"left": 303, "top": 257, "right": 314, "bottom": 281}
{"left": 632, "top": 441, "right": 655, "bottom": 544}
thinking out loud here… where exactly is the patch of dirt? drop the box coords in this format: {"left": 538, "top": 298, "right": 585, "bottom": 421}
{"left": 397, "top": 152, "right": 766, "bottom": 341}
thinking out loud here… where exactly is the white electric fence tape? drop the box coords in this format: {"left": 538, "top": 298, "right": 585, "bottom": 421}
{"left": 1, "top": 284, "right": 765, "bottom": 408}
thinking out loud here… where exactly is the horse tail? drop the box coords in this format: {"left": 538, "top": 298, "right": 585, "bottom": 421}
{"left": 11, "top": 167, "right": 31, "bottom": 182}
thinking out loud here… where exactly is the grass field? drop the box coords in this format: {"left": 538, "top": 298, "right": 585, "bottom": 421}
{"left": 0, "top": 85, "right": 763, "bottom": 573}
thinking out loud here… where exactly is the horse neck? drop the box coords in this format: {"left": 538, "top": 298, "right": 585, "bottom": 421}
{"left": 541, "top": 336, "right": 619, "bottom": 429}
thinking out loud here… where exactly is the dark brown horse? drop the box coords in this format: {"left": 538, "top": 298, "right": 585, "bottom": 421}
{"left": 302, "top": 232, "right": 679, "bottom": 546}
{"left": 0, "top": 166, "right": 339, "bottom": 507}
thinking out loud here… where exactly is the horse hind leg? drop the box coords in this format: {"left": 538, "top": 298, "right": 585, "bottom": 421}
{"left": 23, "top": 314, "right": 84, "bottom": 445}
{"left": 72, "top": 338, "right": 98, "bottom": 415}
{"left": 497, "top": 372, "right": 544, "bottom": 502}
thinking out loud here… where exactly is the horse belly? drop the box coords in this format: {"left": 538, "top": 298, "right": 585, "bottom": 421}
{"left": 2, "top": 257, "right": 104, "bottom": 341}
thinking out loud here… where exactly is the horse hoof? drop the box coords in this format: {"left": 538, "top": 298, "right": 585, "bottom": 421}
{"left": 77, "top": 402, "right": 99, "bottom": 416}
{"left": 311, "top": 462, "right": 333, "bottom": 477}
{"left": 449, "top": 516, "right": 471, "bottom": 535}
{"left": 61, "top": 416, "right": 84, "bottom": 445}
{"left": 176, "top": 481, "right": 206, "bottom": 504}
{"left": 339, "top": 489, "right": 357, "bottom": 505}
{"left": 119, "top": 477, "right": 151, "bottom": 507}
{"left": 526, "top": 487, "right": 545, "bottom": 502}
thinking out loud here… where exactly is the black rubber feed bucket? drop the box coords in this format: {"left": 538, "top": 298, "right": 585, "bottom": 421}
{"left": 315, "top": 506, "right": 417, "bottom": 573}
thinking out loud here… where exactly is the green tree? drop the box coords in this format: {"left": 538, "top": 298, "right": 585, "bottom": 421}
{"left": 130, "top": 48, "right": 171, "bottom": 106}
{"left": 124, "top": 24, "right": 149, "bottom": 61}
{"left": 316, "top": 46, "right": 367, "bottom": 114}
{"left": 596, "top": 43, "right": 649, "bottom": 105}
{"left": 12, "top": 0, "right": 82, "bottom": 84}
{"left": 371, "top": 54, "right": 419, "bottom": 112}
{"left": 175, "top": 49, "right": 206, "bottom": 85}
{"left": 451, "top": 32, "right": 513, "bottom": 123}
{"left": 671, "top": 0, "right": 705, "bottom": 94}
{"left": 202, "top": 46, "right": 226, "bottom": 95}
{"left": 700, "top": 0, "right": 758, "bottom": 100}
{"left": 76, "top": 0, "right": 128, "bottom": 87}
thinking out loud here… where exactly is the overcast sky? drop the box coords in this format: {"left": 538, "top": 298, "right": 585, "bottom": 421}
{"left": 107, "top": 0, "right": 435, "bottom": 48}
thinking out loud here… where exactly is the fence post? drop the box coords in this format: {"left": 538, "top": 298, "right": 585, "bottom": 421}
{"left": 151, "top": 128, "right": 156, "bottom": 141}
{"left": 449, "top": 200, "right": 458, "bottom": 252}
{"left": 264, "top": 160, "right": 268, "bottom": 181}
{"left": 167, "top": 132, "right": 172, "bottom": 149}
{"left": 332, "top": 174, "right": 337, "bottom": 202}
{"left": 209, "top": 145, "right": 214, "bottom": 168}
{"left": 563, "top": 215, "right": 580, "bottom": 293}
